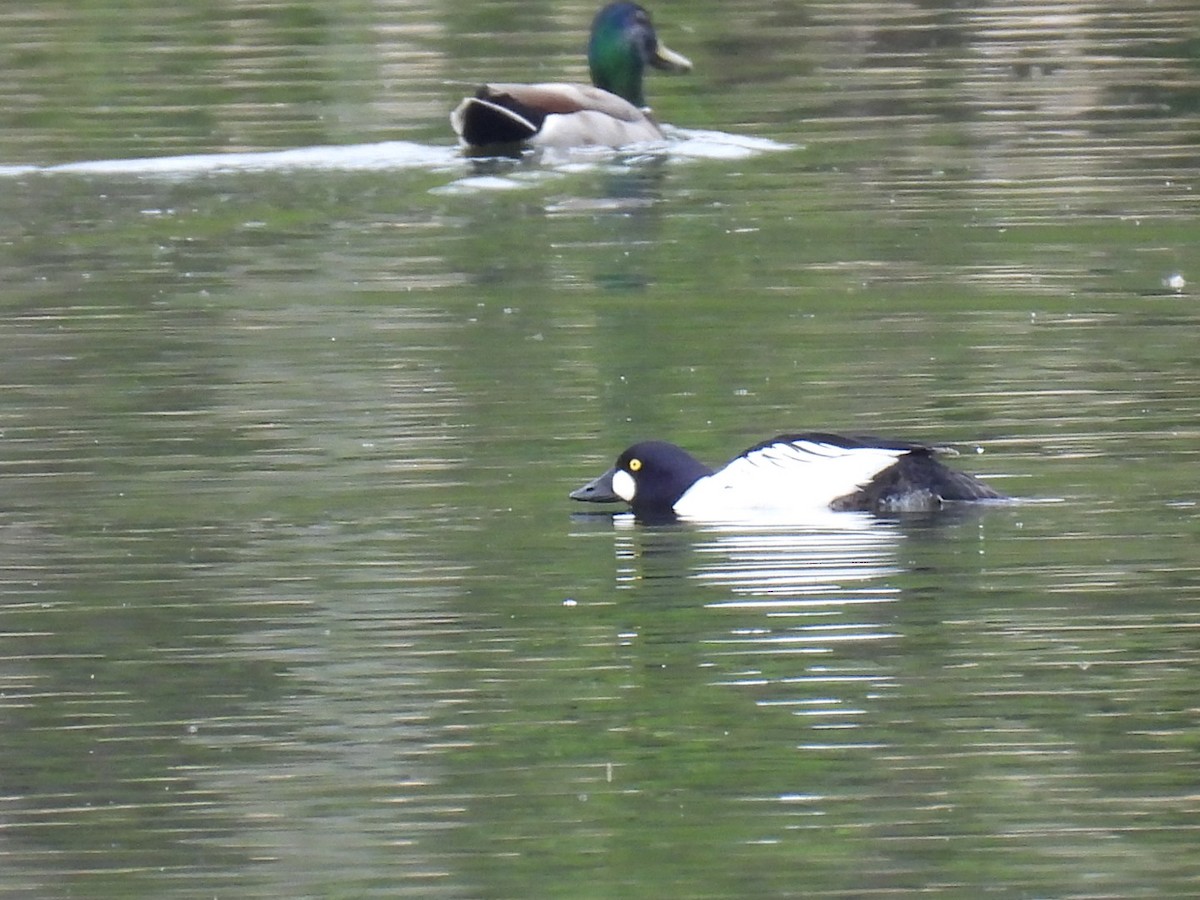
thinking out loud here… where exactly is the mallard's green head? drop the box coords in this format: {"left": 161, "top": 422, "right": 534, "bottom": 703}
{"left": 587, "top": 2, "right": 691, "bottom": 108}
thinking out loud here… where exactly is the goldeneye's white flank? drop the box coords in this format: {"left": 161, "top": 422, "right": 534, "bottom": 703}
{"left": 569, "top": 433, "right": 1006, "bottom": 522}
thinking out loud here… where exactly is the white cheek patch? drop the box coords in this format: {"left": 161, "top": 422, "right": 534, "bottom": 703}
{"left": 612, "top": 469, "right": 636, "bottom": 502}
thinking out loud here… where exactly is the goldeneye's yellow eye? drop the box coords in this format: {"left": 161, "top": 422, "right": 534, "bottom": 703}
{"left": 628, "top": 458, "right": 642, "bottom": 472}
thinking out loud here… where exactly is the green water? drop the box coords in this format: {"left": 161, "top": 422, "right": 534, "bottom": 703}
{"left": 1, "top": 1, "right": 1199, "bottom": 897}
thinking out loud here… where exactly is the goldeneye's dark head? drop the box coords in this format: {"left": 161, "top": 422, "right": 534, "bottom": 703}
{"left": 570, "top": 440, "right": 713, "bottom": 522}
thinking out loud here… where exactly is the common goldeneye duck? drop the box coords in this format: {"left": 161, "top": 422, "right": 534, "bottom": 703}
{"left": 569, "top": 433, "right": 1007, "bottom": 522}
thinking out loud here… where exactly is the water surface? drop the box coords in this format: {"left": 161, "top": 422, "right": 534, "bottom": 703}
{"left": 1, "top": 0, "right": 1199, "bottom": 897}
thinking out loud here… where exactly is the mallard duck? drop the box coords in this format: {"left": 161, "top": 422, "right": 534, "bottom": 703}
{"left": 451, "top": 2, "right": 692, "bottom": 153}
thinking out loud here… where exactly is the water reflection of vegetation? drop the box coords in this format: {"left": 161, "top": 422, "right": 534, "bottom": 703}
{"left": 1, "top": 0, "right": 1199, "bottom": 896}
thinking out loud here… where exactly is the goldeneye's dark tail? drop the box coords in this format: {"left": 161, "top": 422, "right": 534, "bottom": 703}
{"left": 832, "top": 447, "right": 1006, "bottom": 513}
